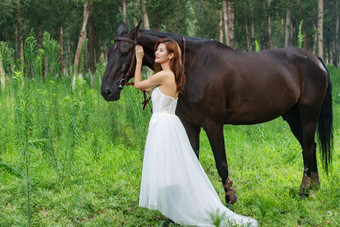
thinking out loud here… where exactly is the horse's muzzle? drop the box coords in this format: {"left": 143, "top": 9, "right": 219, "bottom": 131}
{"left": 101, "top": 86, "right": 120, "bottom": 101}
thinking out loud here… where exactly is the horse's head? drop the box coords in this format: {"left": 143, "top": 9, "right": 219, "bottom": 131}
{"left": 101, "top": 21, "right": 141, "bottom": 101}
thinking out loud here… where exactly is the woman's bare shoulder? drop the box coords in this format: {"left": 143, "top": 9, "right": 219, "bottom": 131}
{"left": 154, "top": 70, "right": 174, "bottom": 77}
{"left": 153, "top": 70, "right": 174, "bottom": 82}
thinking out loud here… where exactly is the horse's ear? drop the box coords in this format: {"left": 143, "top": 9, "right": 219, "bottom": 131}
{"left": 129, "top": 20, "right": 142, "bottom": 40}
{"left": 117, "top": 21, "right": 125, "bottom": 36}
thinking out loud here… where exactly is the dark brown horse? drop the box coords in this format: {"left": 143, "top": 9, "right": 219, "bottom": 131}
{"left": 101, "top": 22, "right": 333, "bottom": 204}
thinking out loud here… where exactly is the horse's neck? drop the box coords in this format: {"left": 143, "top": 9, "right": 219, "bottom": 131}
{"left": 137, "top": 30, "right": 191, "bottom": 69}
{"left": 137, "top": 31, "right": 160, "bottom": 69}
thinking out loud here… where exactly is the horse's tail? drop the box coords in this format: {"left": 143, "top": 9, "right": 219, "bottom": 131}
{"left": 317, "top": 57, "right": 333, "bottom": 173}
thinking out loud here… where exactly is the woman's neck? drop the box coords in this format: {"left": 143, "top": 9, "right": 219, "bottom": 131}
{"left": 161, "top": 62, "right": 171, "bottom": 71}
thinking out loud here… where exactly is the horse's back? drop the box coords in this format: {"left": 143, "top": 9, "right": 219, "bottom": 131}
{"left": 188, "top": 45, "right": 327, "bottom": 124}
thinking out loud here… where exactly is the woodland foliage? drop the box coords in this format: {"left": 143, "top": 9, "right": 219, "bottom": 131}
{"left": 0, "top": 0, "right": 338, "bottom": 79}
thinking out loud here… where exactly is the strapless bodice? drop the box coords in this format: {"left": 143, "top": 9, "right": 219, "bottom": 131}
{"left": 152, "top": 87, "right": 178, "bottom": 114}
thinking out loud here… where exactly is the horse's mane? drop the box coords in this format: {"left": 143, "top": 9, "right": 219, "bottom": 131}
{"left": 139, "top": 30, "right": 213, "bottom": 44}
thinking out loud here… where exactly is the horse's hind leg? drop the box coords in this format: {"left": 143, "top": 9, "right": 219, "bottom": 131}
{"left": 283, "top": 105, "right": 320, "bottom": 197}
{"left": 181, "top": 119, "right": 201, "bottom": 158}
{"left": 203, "top": 121, "right": 237, "bottom": 204}
{"left": 299, "top": 105, "right": 320, "bottom": 195}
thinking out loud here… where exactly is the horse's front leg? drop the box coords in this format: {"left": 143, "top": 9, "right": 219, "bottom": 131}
{"left": 204, "top": 121, "right": 237, "bottom": 204}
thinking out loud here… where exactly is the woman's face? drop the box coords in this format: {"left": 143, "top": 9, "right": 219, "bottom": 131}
{"left": 155, "top": 43, "right": 171, "bottom": 64}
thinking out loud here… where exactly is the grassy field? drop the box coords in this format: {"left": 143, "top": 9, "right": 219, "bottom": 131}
{"left": 0, "top": 66, "right": 339, "bottom": 226}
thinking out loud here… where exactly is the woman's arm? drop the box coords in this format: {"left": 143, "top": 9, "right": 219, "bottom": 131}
{"left": 134, "top": 45, "right": 165, "bottom": 90}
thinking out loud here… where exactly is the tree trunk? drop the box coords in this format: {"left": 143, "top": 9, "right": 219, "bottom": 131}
{"left": 4, "top": 18, "right": 10, "bottom": 45}
{"left": 0, "top": 53, "right": 5, "bottom": 90}
{"left": 15, "top": 26, "right": 18, "bottom": 62}
{"left": 244, "top": 3, "right": 250, "bottom": 51}
{"left": 103, "top": 40, "right": 108, "bottom": 62}
{"left": 228, "top": 1, "right": 234, "bottom": 48}
{"left": 95, "top": 35, "right": 100, "bottom": 64}
{"left": 317, "top": 0, "right": 324, "bottom": 58}
{"left": 88, "top": 17, "right": 96, "bottom": 76}
{"left": 268, "top": 0, "right": 273, "bottom": 48}
{"left": 327, "top": 41, "right": 330, "bottom": 64}
{"left": 17, "top": 0, "right": 24, "bottom": 71}
{"left": 122, "top": 0, "right": 127, "bottom": 24}
{"left": 222, "top": 0, "right": 229, "bottom": 45}
{"left": 20, "top": 36, "right": 24, "bottom": 71}
{"left": 38, "top": 21, "right": 43, "bottom": 49}
{"left": 37, "top": 5, "right": 43, "bottom": 49}
{"left": 290, "top": 22, "right": 293, "bottom": 45}
{"left": 251, "top": 3, "right": 255, "bottom": 50}
{"left": 141, "top": 0, "right": 150, "bottom": 30}
{"left": 219, "top": 11, "right": 224, "bottom": 43}
{"left": 260, "top": 1, "right": 265, "bottom": 50}
{"left": 60, "top": 25, "right": 64, "bottom": 76}
{"left": 66, "top": 36, "right": 70, "bottom": 72}
{"left": 140, "top": 0, "right": 152, "bottom": 78}
{"left": 237, "top": 26, "right": 241, "bottom": 50}
{"left": 72, "top": 0, "right": 93, "bottom": 88}
{"left": 83, "top": 42, "right": 89, "bottom": 73}
{"left": 313, "top": 25, "right": 317, "bottom": 54}
{"left": 285, "top": 0, "right": 291, "bottom": 47}
{"left": 334, "top": 0, "right": 339, "bottom": 67}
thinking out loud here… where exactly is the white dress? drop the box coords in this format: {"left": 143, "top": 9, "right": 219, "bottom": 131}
{"left": 139, "top": 87, "right": 258, "bottom": 227}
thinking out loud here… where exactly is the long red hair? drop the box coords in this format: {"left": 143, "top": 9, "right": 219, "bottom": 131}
{"left": 154, "top": 38, "right": 186, "bottom": 93}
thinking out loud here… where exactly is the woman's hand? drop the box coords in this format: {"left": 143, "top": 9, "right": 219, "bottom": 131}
{"left": 142, "top": 88, "right": 153, "bottom": 95}
{"left": 135, "top": 45, "right": 144, "bottom": 63}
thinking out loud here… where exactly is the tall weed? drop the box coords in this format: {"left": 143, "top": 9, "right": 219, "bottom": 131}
{"left": 12, "top": 71, "right": 34, "bottom": 226}
{"left": 298, "top": 20, "right": 305, "bottom": 48}
{"left": 124, "top": 85, "right": 152, "bottom": 150}
{"left": 95, "top": 53, "right": 107, "bottom": 89}
{"left": 33, "top": 82, "right": 59, "bottom": 171}
{"left": 43, "top": 32, "right": 60, "bottom": 77}
{"left": 23, "top": 29, "right": 38, "bottom": 78}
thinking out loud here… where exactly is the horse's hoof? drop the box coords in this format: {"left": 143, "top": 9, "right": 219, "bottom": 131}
{"left": 226, "top": 193, "right": 238, "bottom": 204}
{"left": 310, "top": 172, "right": 320, "bottom": 189}
{"left": 299, "top": 175, "right": 311, "bottom": 198}
{"left": 162, "top": 219, "right": 174, "bottom": 227}
{"left": 224, "top": 178, "right": 237, "bottom": 204}
{"left": 298, "top": 190, "right": 310, "bottom": 198}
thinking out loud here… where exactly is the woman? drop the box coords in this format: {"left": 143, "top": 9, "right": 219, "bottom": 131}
{"left": 134, "top": 38, "right": 257, "bottom": 227}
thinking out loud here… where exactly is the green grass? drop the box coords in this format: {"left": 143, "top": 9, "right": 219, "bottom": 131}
{"left": 0, "top": 67, "right": 340, "bottom": 226}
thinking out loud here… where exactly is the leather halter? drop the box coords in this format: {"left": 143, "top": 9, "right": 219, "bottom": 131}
{"left": 114, "top": 37, "right": 137, "bottom": 89}
{"left": 114, "top": 37, "right": 137, "bottom": 45}
{"left": 113, "top": 36, "right": 151, "bottom": 110}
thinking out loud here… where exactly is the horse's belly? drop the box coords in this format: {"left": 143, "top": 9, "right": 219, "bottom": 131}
{"left": 226, "top": 112, "right": 282, "bottom": 125}
{"left": 225, "top": 99, "right": 296, "bottom": 125}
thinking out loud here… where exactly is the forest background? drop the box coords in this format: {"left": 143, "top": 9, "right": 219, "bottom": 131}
{"left": 0, "top": 0, "right": 339, "bottom": 226}
{"left": 0, "top": 0, "right": 339, "bottom": 82}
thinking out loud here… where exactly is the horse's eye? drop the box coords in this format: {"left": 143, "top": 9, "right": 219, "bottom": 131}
{"left": 121, "top": 52, "right": 127, "bottom": 57}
